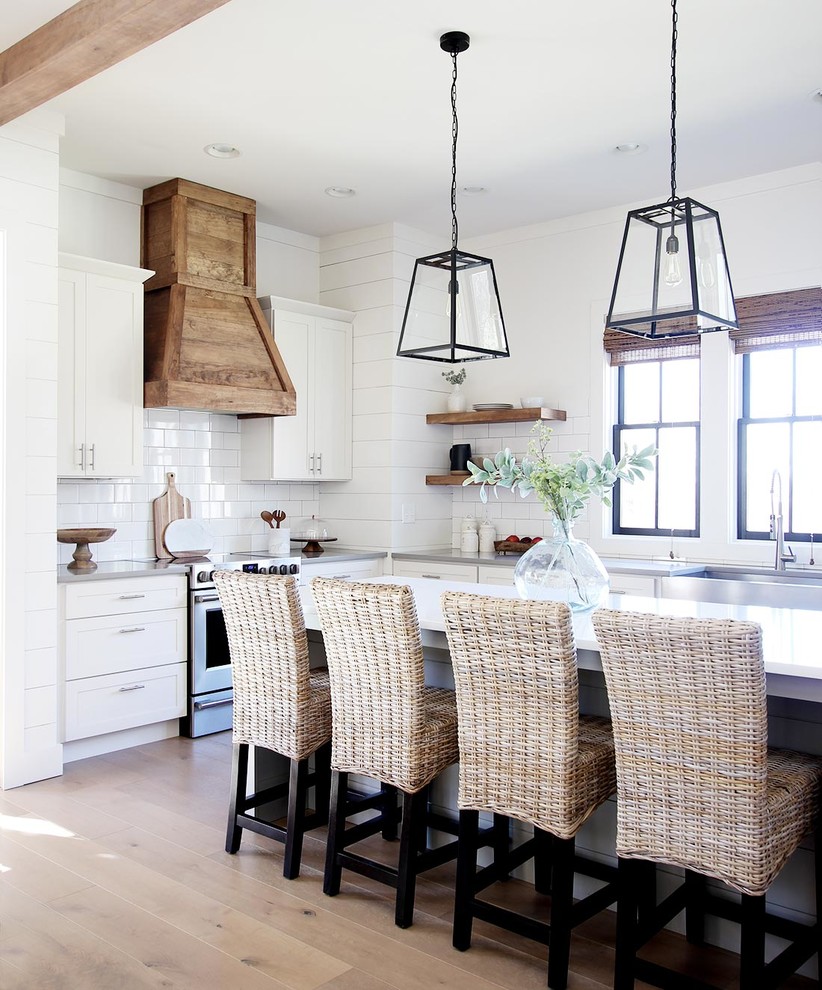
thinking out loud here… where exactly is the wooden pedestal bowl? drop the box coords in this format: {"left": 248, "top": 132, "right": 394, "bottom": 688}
{"left": 57, "top": 527, "right": 116, "bottom": 572}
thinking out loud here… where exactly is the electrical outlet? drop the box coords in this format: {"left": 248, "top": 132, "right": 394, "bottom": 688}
{"left": 402, "top": 503, "right": 416, "bottom": 524}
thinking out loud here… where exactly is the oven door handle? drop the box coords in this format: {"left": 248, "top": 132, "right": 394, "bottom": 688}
{"left": 193, "top": 698, "right": 233, "bottom": 710}
{"left": 194, "top": 595, "right": 220, "bottom": 604}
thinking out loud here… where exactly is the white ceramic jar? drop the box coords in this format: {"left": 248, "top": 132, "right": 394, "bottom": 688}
{"left": 478, "top": 519, "right": 496, "bottom": 552}
{"left": 460, "top": 527, "right": 479, "bottom": 553}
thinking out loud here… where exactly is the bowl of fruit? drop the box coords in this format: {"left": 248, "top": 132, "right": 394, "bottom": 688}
{"left": 493, "top": 535, "right": 544, "bottom": 555}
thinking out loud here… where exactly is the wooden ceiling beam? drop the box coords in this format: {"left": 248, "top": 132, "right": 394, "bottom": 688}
{"left": 0, "top": 0, "right": 233, "bottom": 127}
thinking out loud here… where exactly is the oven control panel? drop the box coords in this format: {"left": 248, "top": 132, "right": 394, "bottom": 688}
{"left": 191, "top": 556, "right": 302, "bottom": 590}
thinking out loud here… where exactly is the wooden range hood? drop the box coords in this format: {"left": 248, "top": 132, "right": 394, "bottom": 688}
{"left": 142, "top": 178, "right": 296, "bottom": 417}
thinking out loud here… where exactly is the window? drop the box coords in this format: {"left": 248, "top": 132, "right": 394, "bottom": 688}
{"left": 731, "top": 287, "right": 822, "bottom": 543}
{"left": 738, "top": 344, "right": 822, "bottom": 541}
{"left": 612, "top": 359, "right": 700, "bottom": 536}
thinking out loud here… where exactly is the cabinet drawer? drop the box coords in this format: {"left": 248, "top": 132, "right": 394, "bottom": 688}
{"left": 64, "top": 608, "right": 186, "bottom": 679}
{"left": 608, "top": 574, "right": 658, "bottom": 597}
{"left": 300, "top": 558, "right": 383, "bottom": 584}
{"left": 63, "top": 575, "right": 186, "bottom": 619}
{"left": 478, "top": 565, "right": 516, "bottom": 587}
{"left": 392, "top": 560, "right": 478, "bottom": 583}
{"left": 64, "top": 662, "right": 186, "bottom": 741}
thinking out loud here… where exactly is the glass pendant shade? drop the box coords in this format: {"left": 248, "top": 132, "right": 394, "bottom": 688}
{"left": 397, "top": 248, "right": 509, "bottom": 362}
{"left": 606, "top": 196, "right": 737, "bottom": 339}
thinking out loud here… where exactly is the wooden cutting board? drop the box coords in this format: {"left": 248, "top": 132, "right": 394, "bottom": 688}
{"left": 153, "top": 472, "right": 191, "bottom": 560}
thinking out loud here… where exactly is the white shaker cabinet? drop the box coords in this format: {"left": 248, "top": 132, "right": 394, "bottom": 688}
{"left": 59, "top": 574, "right": 187, "bottom": 748}
{"left": 57, "top": 254, "right": 153, "bottom": 478}
{"left": 240, "top": 297, "right": 354, "bottom": 482}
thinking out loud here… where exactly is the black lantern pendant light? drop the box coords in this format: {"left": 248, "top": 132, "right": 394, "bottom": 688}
{"left": 606, "top": 0, "right": 737, "bottom": 339}
{"left": 396, "top": 32, "right": 509, "bottom": 363}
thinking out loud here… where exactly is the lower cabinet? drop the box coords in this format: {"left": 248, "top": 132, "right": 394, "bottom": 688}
{"left": 478, "top": 564, "right": 516, "bottom": 587}
{"left": 607, "top": 573, "right": 658, "bottom": 597}
{"left": 391, "top": 559, "right": 478, "bottom": 583}
{"left": 301, "top": 557, "right": 384, "bottom": 584}
{"left": 59, "top": 575, "right": 187, "bottom": 745}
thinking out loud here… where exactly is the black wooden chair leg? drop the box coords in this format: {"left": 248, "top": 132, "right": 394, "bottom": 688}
{"left": 739, "top": 892, "right": 766, "bottom": 990}
{"left": 381, "top": 783, "right": 398, "bottom": 840}
{"left": 636, "top": 859, "right": 657, "bottom": 931}
{"left": 324, "top": 770, "right": 348, "bottom": 896}
{"left": 283, "top": 757, "right": 309, "bottom": 879}
{"left": 685, "top": 869, "right": 706, "bottom": 945}
{"left": 225, "top": 742, "right": 248, "bottom": 854}
{"left": 493, "top": 813, "right": 510, "bottom": 879}
{"left": 314, "top": 741, "right": 332, "bottom": 824}
{"left": 614, "top": 858, "right": 640, "bottom": 990}
{"left": 816, "top": 818, "right": 822, "bottom": 965}
{"left": 547, "top": 836, "right": 575, "bottom": 990}
{"left": 453, "top": 809, "right": 479, "bottom": 950}
{"left": 533, "top": 825, "right": 553, "bottom": 895}
{"left": 396, "top": 789, "right": 425, "bottom": 928}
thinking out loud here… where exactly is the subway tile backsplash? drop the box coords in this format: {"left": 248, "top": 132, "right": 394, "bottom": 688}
{"left": 56, "top": 410, "right": 319, "bottom": 564}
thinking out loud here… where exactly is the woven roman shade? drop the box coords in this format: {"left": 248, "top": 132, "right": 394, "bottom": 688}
{"left": 603, "top": 324, "right": 700, "bottom": 365}
{"left": 729, "top": 287, "right": 822, "bottom": 353}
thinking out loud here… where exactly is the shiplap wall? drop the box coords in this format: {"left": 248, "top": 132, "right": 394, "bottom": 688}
{"left": 0, "top": 112, "right": 63, "bottom": 788}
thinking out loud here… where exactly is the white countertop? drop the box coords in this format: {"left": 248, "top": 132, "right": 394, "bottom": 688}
{"left": 300, "top": 576, "right": 822, "bottom": 702}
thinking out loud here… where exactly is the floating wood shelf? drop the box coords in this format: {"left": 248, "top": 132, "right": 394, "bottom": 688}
{"left": 426, "top": 474, "right": 474, "bottom": 486}
{"left": 426, "top": 406, "right": 566, "bottom": 425}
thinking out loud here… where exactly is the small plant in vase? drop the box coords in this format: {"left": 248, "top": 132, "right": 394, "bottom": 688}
{"left": 465, "top": 424, "right": 656, "bottom": 609}
{"left": 442, "top": 367, "right": 467, "bottom": 413}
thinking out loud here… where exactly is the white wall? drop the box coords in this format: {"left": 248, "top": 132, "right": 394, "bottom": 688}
{"left": 0, "top": 111, "right": 64, "bottom": 788}
{"left": 317, "top": 223, "right": 455, "bottom": 552}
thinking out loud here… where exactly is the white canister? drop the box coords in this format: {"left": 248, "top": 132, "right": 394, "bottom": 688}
{"left": 461, "top": 516, "right": 479, "bottom": 534}
{"left": 460, "top": 527, "right": 479, "bottom": 553}
{"left": 478, "top": 520, "right": 496, "bottom": 552}
{"left": 268, "top": 527, "right": 291, "bottom": 556}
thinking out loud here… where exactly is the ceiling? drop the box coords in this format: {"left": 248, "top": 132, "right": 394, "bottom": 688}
{"left": 5, "top": 0, "right": 822, "bottom": 239}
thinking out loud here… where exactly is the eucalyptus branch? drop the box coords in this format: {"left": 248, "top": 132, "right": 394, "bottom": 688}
{"left": 464, "top": 424, "right": 656, "bottom": 526}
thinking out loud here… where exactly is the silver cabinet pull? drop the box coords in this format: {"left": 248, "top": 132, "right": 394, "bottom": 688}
{"left": 332, "top": 573, "right": 351, "bottom": 579}
{"left": 421, "top": 573, "right": 441, "bottom": 579}
{"left": 118, "top": 683, "right": 146, "bottom": 692}
{"left": 194, "top": 594, "right": 220, "bottom": 604}
{"left": 89, "top": 443, "right": 96, "bottom": 470}
{"left": 193, "top": 698, "right": 232, "bottom": 710}
{"left": 309, "top": 452, "right": 315, "bottom": 474}
{"left": 119, "top": 626, "right": 146, "bottom": 634}
{"left": 78, "top": 444, "right": 85, "bottom": 469}
{"left": 316, "top": 452, "right": 323, "bottom": 474}
{"left": 118, "top": 593, "right": 146, "bottom": 600}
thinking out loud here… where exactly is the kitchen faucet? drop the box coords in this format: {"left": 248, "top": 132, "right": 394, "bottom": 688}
{"left": 769, "top": 469, "right": 795, "bottom": 570}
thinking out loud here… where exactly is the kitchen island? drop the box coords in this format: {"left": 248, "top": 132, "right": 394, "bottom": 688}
{"left": 298, "top": 575, "right": 821, "bottom": 975}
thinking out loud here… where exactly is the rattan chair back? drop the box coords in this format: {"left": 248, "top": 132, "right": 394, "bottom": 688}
{"left": 442, "top": 591, "right": 612, "bottom": 838}
{"left": 311, "top": 578, "right": 442, "bottom": 792}
{"left": 215, "top": 570, "right": 326, "bottom": 762}
{"left": 592, "top": 609, "right": 783, "bottom": 892}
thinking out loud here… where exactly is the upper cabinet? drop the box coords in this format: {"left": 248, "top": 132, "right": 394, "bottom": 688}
{"left": 240, "top": 297, "right": 354, "bottom": 482}
{"left": 58, "top": 254, "right": 153, "bottom": 478}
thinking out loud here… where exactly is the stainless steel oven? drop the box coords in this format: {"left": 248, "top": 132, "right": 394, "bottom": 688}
{"left": 181, "top": 554, "right": 302, "bottom": 737}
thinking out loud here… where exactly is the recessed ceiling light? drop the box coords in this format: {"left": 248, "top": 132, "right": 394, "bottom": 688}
{"left": 614, "top": 142, "right": 647, "bottom": 155}
{"left": 460, "top": 185, "right": 487, "bottom": 195}
{"left": 204, "top": 143, "right": 241, "bottom": 159}
{"left": 324, "top": 186, "right": 356, "bottom": 198}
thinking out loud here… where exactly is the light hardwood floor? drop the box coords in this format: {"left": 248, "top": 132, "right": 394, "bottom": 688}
{"left": 0, "top": 733, "right": 816, "bottom": 990}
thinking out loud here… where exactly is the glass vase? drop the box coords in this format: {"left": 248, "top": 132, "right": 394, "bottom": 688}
{"left": 447, "top": 383, "right": 467, "bottom": 413}
{"left": 514, "top": 517, "right": 609, "bottom": 611}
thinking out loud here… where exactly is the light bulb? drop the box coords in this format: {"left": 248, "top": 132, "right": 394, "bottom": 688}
{"left": 445, "top": 279, "right": 461, "bottom": 318}
{"left": 697, "top": 239, "right": 716, "bottom": 288}
{"left": 663, "top": 232, "right": 683, "bottom": 287}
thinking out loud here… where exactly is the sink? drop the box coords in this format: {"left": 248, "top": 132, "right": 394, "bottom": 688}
{"left": 660, "top": 565, "right": 822, "bottom": 611}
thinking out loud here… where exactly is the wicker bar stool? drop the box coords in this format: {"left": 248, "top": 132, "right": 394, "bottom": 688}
{"left": 592, "top": 608, "right": 822, "bottom": 990}
{"left": 442, "top": 592, "right": 619, "bottom": 990}
{"left": 215, "top": 570, "right": 332, "bottom": 879}
{"left": 310, "top": 577, "right": 463, "bottom": 929}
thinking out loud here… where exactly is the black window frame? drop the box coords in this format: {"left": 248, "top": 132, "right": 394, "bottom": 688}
{"left": 612, "top": 362, "right": 701, "bottom": 538}
{"left": 737, "top": 347, "right": 819, "bottom": 542}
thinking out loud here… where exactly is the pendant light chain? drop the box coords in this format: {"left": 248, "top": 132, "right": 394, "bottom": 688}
{"left": 668, "top": 0, "right": 678, "bottom": 205}
{"left": 450, "top": 49, "right": 459, "bottom": 252}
